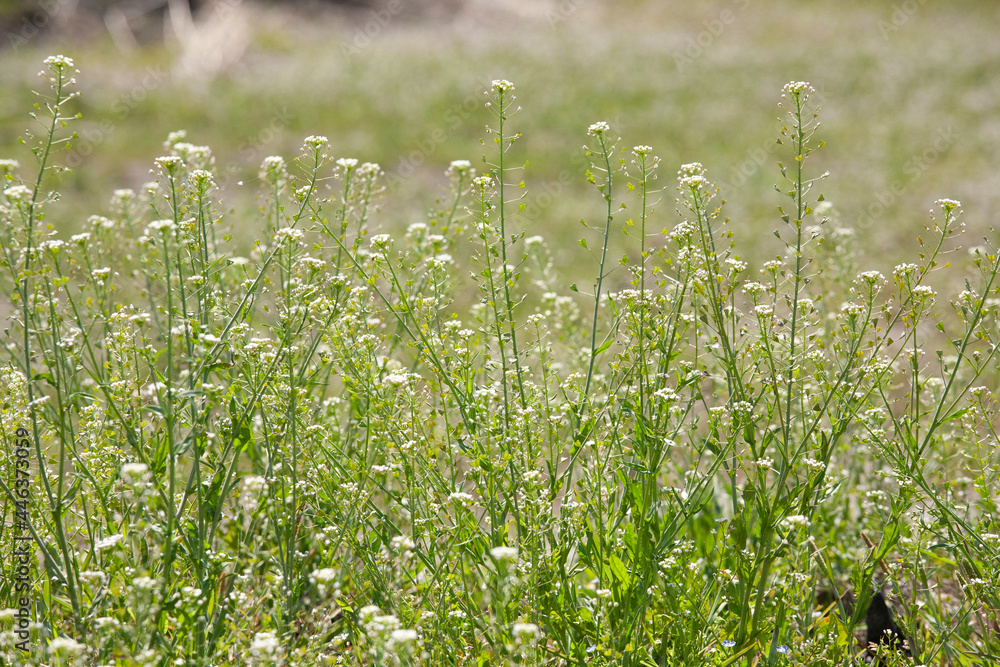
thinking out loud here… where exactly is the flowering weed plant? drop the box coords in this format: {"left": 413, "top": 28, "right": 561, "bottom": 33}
{"left": 0, "top": 58, "right": 998, "bottom": 667}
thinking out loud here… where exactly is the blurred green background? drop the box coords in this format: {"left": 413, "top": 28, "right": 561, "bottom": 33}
{"left": 2, "top": 0, "right": 999, "bottom": 282}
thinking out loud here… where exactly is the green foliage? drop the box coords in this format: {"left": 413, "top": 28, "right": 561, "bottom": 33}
{"left": 0, "top": 56, "right": 999, "bottom": 667}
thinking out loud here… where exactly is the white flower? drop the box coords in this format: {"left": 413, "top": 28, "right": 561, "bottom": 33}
{"left": 726, "top": 258, "right": 748, "bottom": 272}
{"left": 512, "top": 623, "right": 540, "bottom": 643}
{"left": 449, "top": 491, "right": 475, "bottom": 508}
{"left": 935, "top": 198, "right": 961, "bottom": 211}
{"left": 782, "top": 81, "right": 815, "bottom": 96}
{"left": 653, "top": 387, "right": 679, "bottom": 402}
{"left": 242, "top": 475, "right": 267, "bottom": 493}
{"left": 803, "top": 458, "right": 825, "bottom": 471}
{"left": 187, "top": 169, "right": 214, "bottom": 187}
{"left": 587, "top": 121, "right": 610, "bottom": 137}
{"left": 754, "top": 304, "right": 774, "bottom": 317}
{"left": 679, "top": 174, "right": 710, "bottom": 191}
{"left": 490, "top": 546, "right": 518, "bottom": 562}
{"left": 840, "top": 302, "right": 863, "bottom": 316}
{"left": 782, "top": 514, "right": 811, "bottom": 528}
{"left": 382, "top": 373, "right": 410, "bottom": 389}
{"left": 491, "top": 79, "right": 515, "bottom": 94}
{"left": 120, "top": 462, "right": 148, "bottom": 483}
{"left": 172, "top": 143, "right": 212, "bottom": 165}
{"left": 0, "top": 159, "right": 21, "bottom": 170}
{"left": 858, "top": 270, "right": 885, "bottom": 286}
{"left": 390, "top": 535, "right": 415, "bottom": 553}
{"left": 678, "top": 162, "right": 706, "bottom": 178}
{"left": 359, "top": 604, "right": 381, "bottom": 619}
{"left": 744, "top": 282, "right": 767, "bottom": 296}
{"left": 369, "top": 233, "right": 391, "bottom": 249}
{"left": 38, "top": 239, "right": 66, "bottom": 253}
{"left": 302, "top": 135, "right": 328, "bottom": 150}
{"left": 154, "top": 155, "right": 184, "bottom": 173}
{"left": 3, "top": 185, "right": 31, "bottom": 202}
{"left": 48, "top": 637, "right": 86, "bottom": 655}
{"left": 358, "top": 162, "right": 381, "bottom": 176}
{"left": 390, "top": 628, "right": 418, "bottom": 645}
{"left": 80, "top": 570, "right": 106, "bottom": 583}
{"left": 163, "top": 130, "right": 187, "bottom": 150}
{"left": 298, "top": 256, "right": 326, "bottom": 271}
{"left": 447, "top": 159, "right": 473, "bottom": 176}
{"left": 261, "top": 155, "right": 285, "bottom": 171}
{"left": 274, "top": 227, "right": 304, "bottom": 243}
{"left": 336, "top": 157, "right": 359, "bottom": 169}
{"left": 250, "top": 631, "right": 280, "bottom": 658}
{"left": 96, "top": 534, "right": 123, "bottom": 551}
{"left": 132, "top": 576, "right": 158, "bottom": 591}
{"left": 44, "top": 54, "right": 76, "bottom": 69}
{"left": 146, "top": 219, "right": 177, "bottom": 235}
{"left": 893, "top": 263, "right": 920, "bottom": 280}
{"left": 310, "top": 568, "right": 337, "bottom": 584}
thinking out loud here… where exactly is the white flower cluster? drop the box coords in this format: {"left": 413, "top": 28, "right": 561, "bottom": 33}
{"left": 893, "top": 263, "right": 920, "bottom": 280}
{"left": 782, "top": 81, "right": 815, "bottom": 97}
{"left": 588, "top": 121, "right": 611, "bottom": 137}
{"left": 302, "top": 135, "right": 328, "bottom": 150}
{"left": 491, "top": 79, "right": 515, "bottom": 94}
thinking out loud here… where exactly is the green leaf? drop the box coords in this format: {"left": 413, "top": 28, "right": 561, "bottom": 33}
{"left": 939, "top": 407, "right": 968, "bottom": 426}
{"left": 608, "top": 553, "right": 630, "bottom": 586}
{"left": 730, "top": 515, "right": 747, "bottom": 551}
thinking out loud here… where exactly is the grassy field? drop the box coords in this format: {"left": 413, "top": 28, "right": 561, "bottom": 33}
{"left": 2, "top": 0, "right": 1000, "bottom": 273}
{"left": 1, "top": 2, "right": 1000, "bottom": 666}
